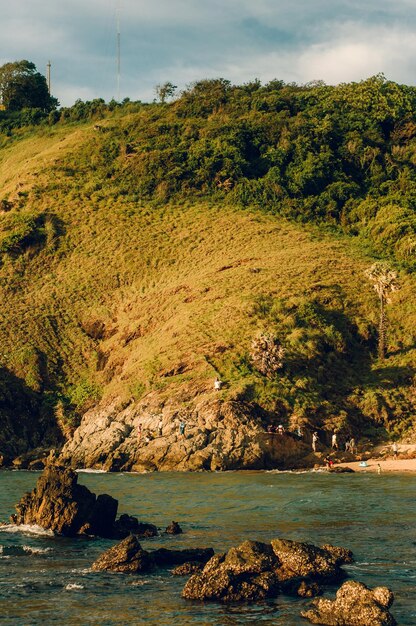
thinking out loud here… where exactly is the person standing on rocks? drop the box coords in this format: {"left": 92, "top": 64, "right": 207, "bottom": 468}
{"left": 179, "top": 421, "right": 186, "bottom": 437}
{"left": 392, "top": 442, "right": 398, "bottom": 459}
{"left": 331, "top": 432, "right": 338, "bottom": 450}
{"left": 214, "top": 377, "right": 222, "bottom": 391}
{"left": 312, "top": 431, "right": 319, "bottom": 452}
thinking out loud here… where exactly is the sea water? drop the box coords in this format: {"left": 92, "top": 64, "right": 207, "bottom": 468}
{"left": 0, "top": 470, "right": 415, "bottom": 625}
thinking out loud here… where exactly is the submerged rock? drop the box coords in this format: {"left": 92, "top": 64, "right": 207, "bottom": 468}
{"left": 92, "top": 535, "right": 214, "bottom": 573}
{"left": 165, "top": 521, "right": 183, "bottom": 535}
{"left": 11, "top": 465, "right": 118, "bottom": 537}
{"left": 152, "top": 547, "right": 214, "bottom": 567}
{"left": 182, "top": 538, "right": 353, "bottom": 603}
{"left": 301, "top": 580, "right": 396, "bottom": 626}
{"left": 113, "top": 514, "right": 158, "bottom": 539}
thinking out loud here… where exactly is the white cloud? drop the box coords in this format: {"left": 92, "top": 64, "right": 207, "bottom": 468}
{"left": 297, "top": 24, "right": 416, "bottom": 85}
{"left": 1, "top": 1, "right": 416, "bottom": 105}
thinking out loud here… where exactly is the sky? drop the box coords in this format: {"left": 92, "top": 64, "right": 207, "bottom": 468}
{"left": 1, "top": 0, "right": 416, "bottom": 107}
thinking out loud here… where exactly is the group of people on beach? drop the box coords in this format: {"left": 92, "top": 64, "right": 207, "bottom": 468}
{"left": 266, "top": 423, "right": 359, "bottom": 459}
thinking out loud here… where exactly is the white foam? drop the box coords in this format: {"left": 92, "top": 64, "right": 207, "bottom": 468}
{"left": 65, "top": 583, "right": 85, "bottom": 590}
{"left": 0, "top": 524, "right": 54, "bottom": 537}
{"left": 0, "top": 544, "right": 52, "bottom": 556}
{"left": 76, "top": 469, "right": 107, "bottom": 474}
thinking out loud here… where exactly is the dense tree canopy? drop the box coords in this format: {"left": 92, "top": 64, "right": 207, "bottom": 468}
{"left": 0, "top": 60, "right": 58, "bottom": 111}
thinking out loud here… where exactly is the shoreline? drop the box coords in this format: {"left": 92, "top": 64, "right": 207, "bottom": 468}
{"left": 335, "top": 457, "right": 416, "bottom": 473}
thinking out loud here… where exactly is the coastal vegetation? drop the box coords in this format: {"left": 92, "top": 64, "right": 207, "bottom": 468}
{"left": 0, "top": 73, "right": 415, "bottom": 457}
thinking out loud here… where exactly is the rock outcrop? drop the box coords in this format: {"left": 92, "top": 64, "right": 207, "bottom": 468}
{"left": 11, "top": 465, "right": 118, "bottom": 537}
{"left": 271, "top": 539, "right": 352, "bottom": 583}
{"left": 59, "top": 396, "right": 309, "bottom": 471}
{"left": 92, "top": 534, "right": 214, "bottom": 573}
{"left": 112, "top": 514, "right": 158, "bottom": 539}
{"left": 301, "top": 580, "right": 396, "bottom": 626}
{"left": 10, "top": 465, "right": 158, "bottom": 539}
{"left": 92, "top": 535, "right": 155, "bottom": 573}
{"left": 182, "top": 538, "right": 351, "bottom": 602}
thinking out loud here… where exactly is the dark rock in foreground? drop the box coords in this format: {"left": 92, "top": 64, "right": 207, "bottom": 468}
{"left": 10, "top": 466, "right": 162, "bottom": 539}
{"left": 11, "top": 465, "right": 118, "bottom": 537}
{"left": 301, "top": 580, "right": 396, "bottom": 626}
{"left": 182, "top": 539, "right": 353, "bottom": 603}
{"left": 92, "top": 534, "right": 214, "bottom": 573}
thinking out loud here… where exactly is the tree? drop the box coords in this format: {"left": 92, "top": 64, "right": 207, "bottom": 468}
{"left": 0, "top": 60, "right": 58, "bottom": 111}
{"left": 251, "top": 333, "right": 285, "bottom": 377}
{"left": 365, "top": 262, "right": 399, "bottom": 360}
{"left": 155, "top": 82, "right": 177, "bottom": 104}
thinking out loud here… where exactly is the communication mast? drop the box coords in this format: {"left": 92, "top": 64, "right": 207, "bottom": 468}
{"left": 47, "top": 60, "right": 51, "bottom": 94}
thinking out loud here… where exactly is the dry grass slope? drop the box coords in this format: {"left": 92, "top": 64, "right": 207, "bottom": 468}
{"left": 0, "top": 120, "right": 414, "bottom": 446}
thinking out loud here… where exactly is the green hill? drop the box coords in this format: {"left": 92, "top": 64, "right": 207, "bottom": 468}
{"left": 0, "top": 76, "right": 415, "bottom": 462}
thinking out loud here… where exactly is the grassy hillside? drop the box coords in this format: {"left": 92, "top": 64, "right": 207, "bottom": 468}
{"left": 0, "top": 81, "right": 415, "bottom": 455}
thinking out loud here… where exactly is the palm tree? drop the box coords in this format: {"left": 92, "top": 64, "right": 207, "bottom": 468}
{"left": 365, "top": 262, "right": 399, "bottom": 359}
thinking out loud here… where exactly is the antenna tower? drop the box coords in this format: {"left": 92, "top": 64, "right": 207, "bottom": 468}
{"left": 47, "top": 60, "right": 51, "bottom": 94}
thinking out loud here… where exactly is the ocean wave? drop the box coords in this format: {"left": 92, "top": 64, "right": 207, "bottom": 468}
{"left": 0, "top": 524, "right": 54, "bottom": 537}
{"left": 76, "top": 468, "right": 108, "bottom": 474}
{"left": 265, "top": 469, "right": 313, "bottom": 474}
{"left": 65, "top": 583, "right": 85, "bottom": 590}
{"left": 0, "top": 544, "right": 53, "bottom": 556}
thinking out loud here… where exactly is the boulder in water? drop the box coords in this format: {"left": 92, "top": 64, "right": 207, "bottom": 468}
{"left": 92, "top": 536, "right": 214, "bottom": 573}
{"left": 301, "top": 580, "right": 396, "bottom": 625}
{"left": 271, "top": 539, "right": 351, "bottom": 584}
{"left": 164, "top": 520, "right": 183, "bottom": 534}
{"left": 182, "top": 540, "right": 281, "bottom": 602}
{"left": 11, "top": 465, "right": 118, "bottom": 537}
{"left": 92, "top": 535, "right": 155, "bottom": 573}
{"left": 182, "top": 538, "right": 353, "bottom": 603}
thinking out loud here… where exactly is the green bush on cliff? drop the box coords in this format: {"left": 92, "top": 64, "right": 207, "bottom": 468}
{"left": 0, "top": 212, "right": 46, "bottom": 255}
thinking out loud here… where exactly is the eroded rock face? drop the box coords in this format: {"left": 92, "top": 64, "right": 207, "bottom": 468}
{"left": 182, "top": 539, "right": 352, "bottom": 603}
{"left": 301, "top": 580, "right": 396, "bottom": 626}
{"left": 59, "top": 396, "right": 308, "bottom": 472}
{"left": 11, "top": 465, "right": 118, "bottom": 537}
{"left": 92, "top": 535, "right": 214, "bottom": 573}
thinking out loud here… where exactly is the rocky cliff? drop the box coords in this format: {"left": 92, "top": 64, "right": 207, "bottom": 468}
{"left": 59, "top": 393, "right": 308, "bottom": 472}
